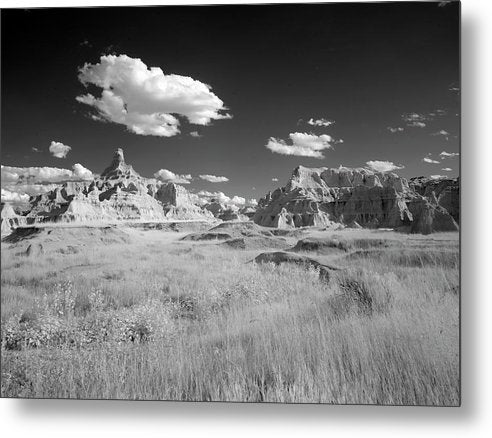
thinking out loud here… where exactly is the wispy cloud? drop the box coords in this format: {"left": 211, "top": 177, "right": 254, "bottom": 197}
{"left": 441, "top": 167, "right": 452, "bottom": 171}
{"left": 366, "top": 160, "right": 404, "bottom": 173}
{"left": 431, "top": 130, "right": 450, "bottom": 137}
{"left": 266, "top": 132, "right": 336, "bottom": 159}
{"left": 387, "top": 127, "right": 404, "bottom": 133}
{"left": 439, "top": 150, "right": 460, "bottom": 159}
{"left": 189, "top": 131, "right": 202, "bottom": 138}
{"left": 76, "top": 54, "right": 231, "bottom": 137}
{"left": 401, "top": 113, "right": 427, "bottom": 128}
{"left": 31, "top": 147, "right": 41, "bottom": 153}
{"left": 401, "top": 109, "right": 448, "bottom": 129}
{"left": 199, "top": 174, "right": 229, "bottom": 183}
{"left": 423, "top": 157, "right": 440, "bottom": 164}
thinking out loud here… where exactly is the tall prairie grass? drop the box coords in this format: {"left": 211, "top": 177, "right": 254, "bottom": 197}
{"left": 0, "top": 228, "right": 459, "bottom": 404}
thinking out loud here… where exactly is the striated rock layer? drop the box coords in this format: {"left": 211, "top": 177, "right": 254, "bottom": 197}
{"left": 253, "top": 166, "right": 459, "bottom": 234}
{"left": 1, "top": 148, "right": 213, "bottom": 235}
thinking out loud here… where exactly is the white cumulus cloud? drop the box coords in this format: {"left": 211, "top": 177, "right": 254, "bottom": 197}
{"left": 49, "top": 141, "right": 71, "bottom": 158}
{"left": 441, "top": 167, "right": 452, "bottom": 171}
{"left": 189, "top": 131, "right": 202, "bottom": 138}
{"left": 153, "top": 169, "right": 192, "bottom": 184}
{"left": 76, "top": 54, "right": 231, "bottom": 137}
{"left": 197, "top": 190, "right": 246, "bottom": 206}
{"left": 199, "top": 174, "right": 229, "bottom": 183}
{"left": 271, "top": 177, "right": 279, "bottom": 182}
{"left": 266, "top": 132, "right": 335, "bottom": 159}
{"left": 1, "top": 164, "right": 93, "bottom": 184}
{"left": 72, "top": 163, "right": 94, "bottom": 179}
{"left": 1, "top": 188, "right": 30, "bottom": 204}
{"left": 248, "top": 198, "right": 258, "bottom": 206}
{"left": 365, "top": 160, "right": 405, "bottom": 173}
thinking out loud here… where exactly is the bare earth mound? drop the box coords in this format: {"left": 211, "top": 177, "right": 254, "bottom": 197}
{"left": 253, "top": 251, "right": 342, "bottom": 282}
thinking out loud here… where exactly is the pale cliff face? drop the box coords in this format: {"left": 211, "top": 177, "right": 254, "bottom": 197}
{"left": 253, "top": 165, "right": 458, "bottom": 233}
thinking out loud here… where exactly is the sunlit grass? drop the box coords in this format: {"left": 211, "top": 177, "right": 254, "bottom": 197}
{"left": 1, "top": 228, "right": 459, "bottom": 404}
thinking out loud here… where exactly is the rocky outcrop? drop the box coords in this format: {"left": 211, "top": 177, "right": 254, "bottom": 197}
{"left": 410, "top": 176, "right": 459, "bottom": 223}
{"left": 2, "top": 149, "right": 214, "bottom": 235}
{"left": 1, "top": 203, "right": 28, "bottom": 235}
{"left": 254, "top": 166, "right": 459, "bottom": 234}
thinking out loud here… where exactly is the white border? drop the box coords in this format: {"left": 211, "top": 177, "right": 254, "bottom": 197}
{"left": 1, "top": 1, "right": 491, "bottom": 437}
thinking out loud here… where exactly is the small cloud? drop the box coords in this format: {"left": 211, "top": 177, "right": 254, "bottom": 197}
{"left": 423, "top": 157, "right": 440, "bottom": 164}
{"left": 72, "top": 163, "right": 93, "bottom": 180}
{"left": 439, "top": 151, "right": 460, "bottom": 159}
{"left": 248, "top": 198, "right": 258, "bottom": 207}
{"left": 431, "top": 130, "right": 450, "bottom": 137}
{"left": 402, "top": 112, "right": 427, "bottom": 122}
{"left": 79, "top": 39, "right": 92, "bottom": 47}
{"left": 31, "top": 147, "right": 41, "bottom": 153}
{"left": 307, "top": 118, "right": 335, "bottom": 127}
{"left": 407, "top": 121, "right": 426, "bottom": 128}
{"left": 189, "top": 131, "right": 202, "bottom": 138}
{"left": 401, "top": 112, "right": 435, "bottom": 128}
{"left": 199, "top": 174, "right": 229, "bottom": 183}
{"left": 271, "top": 177, "right": 279, "bottom": 182}
{"left": 366, "top": 160, "right": 405, "bottom": 173}
{"left": 448, "top": 82, "right": 460, "bottom": 94}
{"left": 266, "top": 132, "right": 335, "bottom": 159}
{"left": 441, "top": 167, "right": 452, "bottom": 171}
{"left": 49, "top": 141, "right": 71, "bottom": 158}
{"left": 430, "top": 175, "right": 447, "bottom": 179}
{"left": 154, "top": 169, "right": 192, "bottom": 184}
{"left": 387, "top": 127, "right": 404, "bottom": 133}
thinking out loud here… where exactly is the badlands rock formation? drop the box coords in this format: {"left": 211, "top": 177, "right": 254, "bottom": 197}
{"left": 253, "top": 166, "right": 459, "bottom": 234}
{"left": 409, "top": 176, "right": 459, "bottom": 222}
{"left": 1, "top": 148, "right": 213, "bottom": 235}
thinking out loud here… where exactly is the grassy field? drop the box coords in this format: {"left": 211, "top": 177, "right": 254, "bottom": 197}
{"left": 0, "top": 224, "right": 460, "bottom": 404}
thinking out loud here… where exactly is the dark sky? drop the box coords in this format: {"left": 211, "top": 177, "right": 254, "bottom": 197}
{"left": 1, "top": 2, "right": 460, "bottom": 200}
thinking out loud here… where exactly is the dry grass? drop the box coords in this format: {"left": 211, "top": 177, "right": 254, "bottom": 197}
{"left": 0, "top": 226, "right": 459, "bottom": 404}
